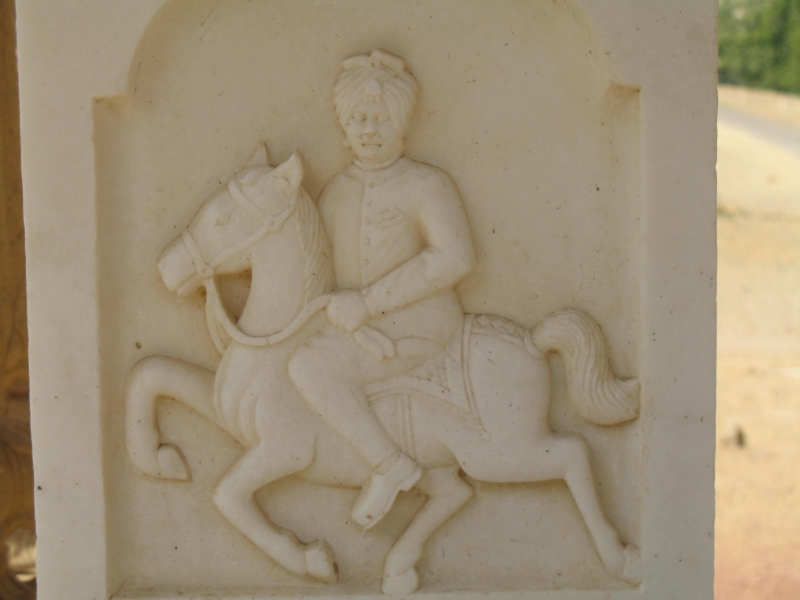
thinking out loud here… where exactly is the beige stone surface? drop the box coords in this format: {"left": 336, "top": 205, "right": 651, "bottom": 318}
{"left": 17, "top": 1, "right": 717, "bottom": 598}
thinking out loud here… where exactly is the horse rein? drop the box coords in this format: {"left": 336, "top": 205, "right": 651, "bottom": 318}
{"left": 181, "top": 177, "right": 395, "bottom": 360}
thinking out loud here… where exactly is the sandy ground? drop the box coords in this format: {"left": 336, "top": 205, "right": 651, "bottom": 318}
{"left": 716, "top": 89, "right": 800, "bottom": 599}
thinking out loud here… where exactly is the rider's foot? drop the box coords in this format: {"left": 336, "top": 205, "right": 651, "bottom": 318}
{"left": 351, "top": 453, "right": 422, "bottom": 530}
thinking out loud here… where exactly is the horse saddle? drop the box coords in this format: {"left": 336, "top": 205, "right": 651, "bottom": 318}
{"left": 364, "top": 314, "right": 481, "bottom": 424}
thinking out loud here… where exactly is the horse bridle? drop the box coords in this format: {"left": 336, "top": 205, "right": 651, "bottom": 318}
{"left": 181, "top": 177, "right": 299, "bottom": 279}
{"left": 180, "top": 176, "right": 394, "bottom": 360}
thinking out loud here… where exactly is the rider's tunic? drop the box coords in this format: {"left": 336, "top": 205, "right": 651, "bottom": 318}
{"left": 321, "top": 156, "right": 473, "bottom": 345}
{"left": 288, "top": 156, "right": 475, "bottom": 468}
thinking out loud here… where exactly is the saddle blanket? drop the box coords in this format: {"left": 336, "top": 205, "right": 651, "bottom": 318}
{"left": 364, "top": 313, "right": 532, "bottom": 425}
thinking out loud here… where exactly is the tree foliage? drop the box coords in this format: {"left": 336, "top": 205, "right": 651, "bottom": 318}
{"left": 719, "top": 0, "right": 800, "bottom": 93}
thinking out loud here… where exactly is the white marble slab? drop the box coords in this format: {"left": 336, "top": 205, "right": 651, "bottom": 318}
{"left": 17, "top": 1, "right": 717, "bottom": 598}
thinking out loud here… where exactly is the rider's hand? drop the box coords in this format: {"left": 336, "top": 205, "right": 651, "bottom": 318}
{"left": 326, "top": 290, "right": 371, "bottom": 332}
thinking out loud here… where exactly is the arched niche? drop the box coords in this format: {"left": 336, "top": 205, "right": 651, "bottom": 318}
{"left": 95, "top": 0, "right": 643, "bottom": 594}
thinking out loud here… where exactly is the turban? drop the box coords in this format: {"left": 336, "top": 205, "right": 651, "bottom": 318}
{"left": 333, "top": 49, "right": 420, "bottom": 136}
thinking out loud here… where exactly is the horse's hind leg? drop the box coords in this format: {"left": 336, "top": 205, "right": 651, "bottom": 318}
{"left": 125, "top": 356, "right": 216, "bottom": 480}
{"left": 213, "top": 442, "right": 338, "bottom": 584}
{"left": 458, "top": 433, "right": 642, "bottom": 585}
{"left": 382, "top": 466, "right": 474, "bottom": 597}
{"left": 552, "top": 435, "right": 642, "bottom": 584}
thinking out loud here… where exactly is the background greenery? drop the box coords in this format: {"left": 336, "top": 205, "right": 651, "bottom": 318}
{"left": 719, "top": 0, "right": 800, "bottom": 93}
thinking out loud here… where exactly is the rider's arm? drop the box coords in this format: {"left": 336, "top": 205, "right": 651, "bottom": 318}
{"left": 361, "top": 171, "right": 475, "bottom": 317}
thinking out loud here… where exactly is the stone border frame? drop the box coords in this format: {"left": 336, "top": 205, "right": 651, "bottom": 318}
{"left": 17, "top": 1, "right": 717, "bottom": 598}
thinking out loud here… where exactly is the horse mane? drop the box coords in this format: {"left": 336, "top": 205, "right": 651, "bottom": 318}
{"left": 293, "top": 187, "right": 336, "bottom": 303}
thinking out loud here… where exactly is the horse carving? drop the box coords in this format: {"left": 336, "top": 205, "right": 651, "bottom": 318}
{"left": 125, "top": 145, "right": 643, "bottom": 596}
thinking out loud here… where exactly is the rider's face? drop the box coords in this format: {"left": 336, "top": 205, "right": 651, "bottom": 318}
{"left": 342, "top": 99, "right": 403, "bottom": 165}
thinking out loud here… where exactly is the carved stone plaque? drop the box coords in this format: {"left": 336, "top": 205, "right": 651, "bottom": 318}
{"left": 17, "top": 1, "right": 717, "bottom": 599}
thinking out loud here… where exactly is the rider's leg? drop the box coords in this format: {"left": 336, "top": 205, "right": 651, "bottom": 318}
{"left": 288, "top": 325, "right": 437, "bottom": 527}
{"left": 288, "top": 326, "right": 426, "bottom": 468}
{"left": 289, "top": 357, "right": 393, "bottom": 468}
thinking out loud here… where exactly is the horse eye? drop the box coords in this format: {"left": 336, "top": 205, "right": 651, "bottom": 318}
{"left": 215, "top": 212, "right": 232, "bottom": 226}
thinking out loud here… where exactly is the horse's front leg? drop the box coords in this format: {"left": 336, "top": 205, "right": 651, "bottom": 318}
{"left": 125, "top": 356, "right": 216, "bottom": 480}
{"left": 213, "top": 441, "right": 338, "bottom": 584}
{"left": 382, "top": 465, "right": 474, "bottom": 597}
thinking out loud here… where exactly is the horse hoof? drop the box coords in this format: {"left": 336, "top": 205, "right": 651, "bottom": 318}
{"left": 621, "top": 544, "right": 643, "bottom": 586}
{"left": 304, "top": 539, "right": 338, "bottom": 584}
{"left": 382, "top": 567, "right": 419, "bottom": 597}
{"left": 157, "top": 444, "right": 190, "bottom": 481}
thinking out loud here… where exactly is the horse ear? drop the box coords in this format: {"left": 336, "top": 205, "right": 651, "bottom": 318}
{"left": 247, "top": 142, "right": 271, "bottom": 168}
{"left": 273, "top": 151, "right": 304, "bottom": 190}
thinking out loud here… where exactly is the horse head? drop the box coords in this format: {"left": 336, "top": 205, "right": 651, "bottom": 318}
{"left": 157, "top": 144, "right": 305, "bottom": 298}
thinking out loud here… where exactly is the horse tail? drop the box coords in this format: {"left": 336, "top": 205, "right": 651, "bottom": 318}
{"left": 526, "top": 309, "right": 639, "bottom": 425}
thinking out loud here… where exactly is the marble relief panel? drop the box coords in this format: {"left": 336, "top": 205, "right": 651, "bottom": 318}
{"left": 94, "top": 1, "right": 644, "bottom": 596}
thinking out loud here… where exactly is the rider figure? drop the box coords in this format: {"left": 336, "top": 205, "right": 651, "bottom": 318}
{"left": 288, "top": 49, "right": 475, "bottom": 529}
